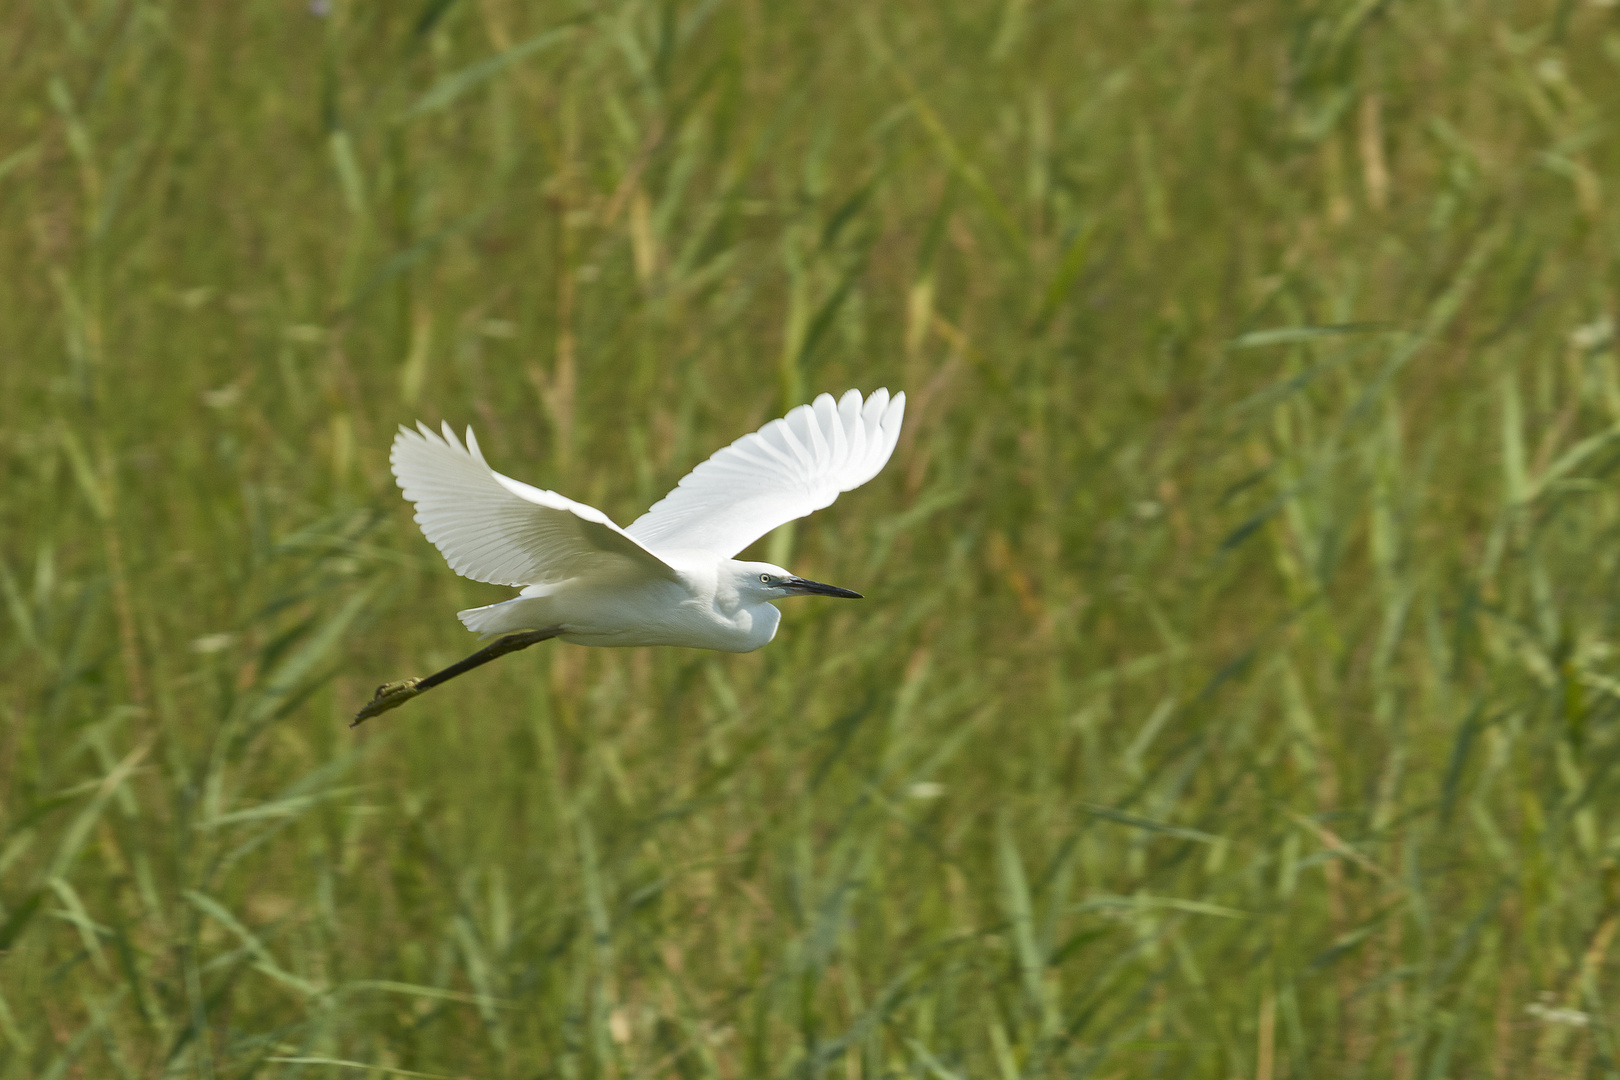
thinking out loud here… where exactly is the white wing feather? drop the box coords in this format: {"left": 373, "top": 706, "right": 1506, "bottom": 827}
{"left": 392, "top": 422, "right": 675, "bottom": 586}
{"left": 627, "top": 388, "right": 905, "bottom": 558}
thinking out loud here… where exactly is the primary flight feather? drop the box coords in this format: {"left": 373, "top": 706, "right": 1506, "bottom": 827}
{"left": 357, "top": 388, "right": 905, "bottom": 722}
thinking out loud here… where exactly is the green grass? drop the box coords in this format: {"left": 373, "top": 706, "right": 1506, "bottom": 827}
{"left": 5, "top": 0, "right": 1620, "bottom": 1075}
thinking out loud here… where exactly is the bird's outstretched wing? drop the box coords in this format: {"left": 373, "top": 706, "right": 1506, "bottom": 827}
{"left": 627, "top": 388, "right": 906, "bottom": 558}
{"left": 392, "top": 423, "right": 676, "bottom": 587}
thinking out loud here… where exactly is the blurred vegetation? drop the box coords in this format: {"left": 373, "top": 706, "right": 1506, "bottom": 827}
{"left": 5, "top": 0, "right": 1620, "bottom": 1075}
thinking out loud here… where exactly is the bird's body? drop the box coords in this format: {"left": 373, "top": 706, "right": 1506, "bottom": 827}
{"left": 366, "top": 388, "right": 904, "bottom": 718}
{"left": 458, "top": 552, "right": 786, "bottom": 651}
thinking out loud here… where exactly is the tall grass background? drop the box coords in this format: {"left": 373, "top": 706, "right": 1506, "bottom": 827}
{"left": 4, "top": 0, "right": 1620, "bottom": 1075}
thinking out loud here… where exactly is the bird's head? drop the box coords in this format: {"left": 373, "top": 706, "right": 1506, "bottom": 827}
{"left": 732, "top": 561, "right": 864, "bottom": 602}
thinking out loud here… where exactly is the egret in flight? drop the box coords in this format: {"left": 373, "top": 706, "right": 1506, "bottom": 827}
{"left": 354, "top": 388, "right": 905, "bottom": 724}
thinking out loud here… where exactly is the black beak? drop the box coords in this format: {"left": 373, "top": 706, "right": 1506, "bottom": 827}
{"left": 781, "top": 576, "right": 863, "bottom": 599}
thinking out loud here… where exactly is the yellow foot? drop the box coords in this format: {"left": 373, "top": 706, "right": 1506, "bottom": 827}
{"left": 352, "top": 678, "right": 423, "bottom": 727}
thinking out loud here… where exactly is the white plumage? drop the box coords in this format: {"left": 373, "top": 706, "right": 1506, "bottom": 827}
{"left": 627, "top": 387, "right": 903, "bottom": 557}
{"left": 391, "top": 424, "right": 676, "bottom": 587}
{"left": 390, "top": 388, "right": 905, "bottom": 653}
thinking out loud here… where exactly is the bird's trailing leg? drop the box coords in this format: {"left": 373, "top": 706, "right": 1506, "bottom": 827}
{"left": 351, "top": 628, "right": 561, "bottom": 727}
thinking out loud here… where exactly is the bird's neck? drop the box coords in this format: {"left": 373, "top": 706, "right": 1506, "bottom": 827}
{"left": 694, "top": 559, "right": 781, "bottom": 649}
{"left": 735, "top": 600, "right": 781, "bottom": 650}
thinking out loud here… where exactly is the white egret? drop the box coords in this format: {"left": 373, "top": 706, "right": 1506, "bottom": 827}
{"left": 354, "top": 388, "right": 905, "bottom": 724}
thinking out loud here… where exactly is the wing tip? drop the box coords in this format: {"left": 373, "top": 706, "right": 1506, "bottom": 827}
{"left": 884, "top": 390, "right": 906, "bottom": 430}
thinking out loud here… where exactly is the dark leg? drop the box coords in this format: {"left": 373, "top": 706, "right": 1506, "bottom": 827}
{"left": 352, "top": 628, "right": 561, "bottom": 727}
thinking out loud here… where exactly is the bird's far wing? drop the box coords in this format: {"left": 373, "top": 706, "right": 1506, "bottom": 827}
{"left": 392, "top": 423, "right": 677, "bottom": 587}
{"left": 627, "top": 388, "right": 906, "bottom": 558}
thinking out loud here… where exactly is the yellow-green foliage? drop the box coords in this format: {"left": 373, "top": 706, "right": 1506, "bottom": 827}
{"left": 4, "top": 1, "right": 1620, "bottom": 1076}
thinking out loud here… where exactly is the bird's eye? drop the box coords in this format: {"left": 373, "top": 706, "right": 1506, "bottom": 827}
{"left": 760, "top": 574, "right": 771, "bottom": 583}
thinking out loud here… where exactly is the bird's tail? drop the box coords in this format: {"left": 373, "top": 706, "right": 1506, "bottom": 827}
{"left": 457, "top": 597, "right": 554, "bottom": 639}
